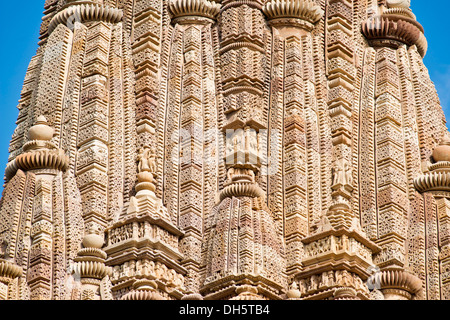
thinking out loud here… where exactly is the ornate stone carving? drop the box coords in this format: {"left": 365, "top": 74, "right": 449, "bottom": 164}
{"left": 362, "top": 3, "right": 427, "bottom": 57}
{"left": 262, "top": 0, "right": 324, "bottom": 30}
{"left": 48, "top": 1, "right": 123, "bottom": 34}
{"left": 1, "top": 0, "right": 448, "bottom": 301}
{"left": 5, "top": 116, "right": 69, "bottom": 181}
{"left": 169, "top": 0, "right": 221, "bottom": 23}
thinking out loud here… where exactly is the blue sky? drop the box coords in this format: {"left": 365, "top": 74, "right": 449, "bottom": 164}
{"left": 0, "top": 1, "right": 448, "bottom": 193}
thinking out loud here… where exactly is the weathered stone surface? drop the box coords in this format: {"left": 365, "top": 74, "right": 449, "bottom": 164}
{"left": 0, "top": 0, "right": 447, "bottom": 300}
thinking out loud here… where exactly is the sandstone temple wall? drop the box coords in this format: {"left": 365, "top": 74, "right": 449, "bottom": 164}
{"left": 0, "top": 0, "right": 448, "bottom": 300}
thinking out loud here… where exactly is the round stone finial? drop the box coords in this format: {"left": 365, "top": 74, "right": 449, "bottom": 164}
{"left": 28, "top": 116, "right": 54, "bottom": 142}
{"left": 82, "top": 233, "right": 104, "bottom": 249}
{"left": 432, "top": 134, "right": 450, "bottom": 163}
{"left": 386, "top": 0, "right": 411, "bottom": 9}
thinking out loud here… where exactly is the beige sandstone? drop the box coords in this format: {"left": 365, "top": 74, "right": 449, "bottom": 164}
{"left": 0, "top": 0, "right": 448, "bottom": 300}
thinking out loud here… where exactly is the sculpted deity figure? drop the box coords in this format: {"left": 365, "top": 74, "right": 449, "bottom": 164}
{"left": 386, "top": 0, "right": 410, "bottom": 9}
{"left": 332, "top": 158, "right": 352, "bottom": 186}
{"left": 309, "top": 274, "right": 319, "bottom": 291}
{"left": 148, "top": 261, "right": 155, "bottom": 276}
{"left": 320, "top": 272, "right": 330, "bottom": 288}
{"left": 138, "top": 147, "right": 157, "bottom": 174}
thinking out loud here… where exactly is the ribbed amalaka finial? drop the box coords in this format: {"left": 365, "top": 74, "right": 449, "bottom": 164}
{"left": 366, "top": 268, "right": 422, "bottom": 300}
{"left": 414, "top": 133, "right": 450, "bottom": 193}
{"left": 262, "top": 0, "right": 324, "bottom": 30}
{"left": 121, "top": 280, "right": 165, "bottom": 300}
{"left": 168, "top": 0, "right": 222, "bottom": 23}
{"left": 71, "top": 229, "right": 112, "bottom": 300}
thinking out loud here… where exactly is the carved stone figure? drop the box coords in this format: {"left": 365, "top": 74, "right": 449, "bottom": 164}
{"left": 332, "top": 158, "right": 352, "bottom": 187}
{"left": 386, "top": 0, "right": 411, "bottom": 9}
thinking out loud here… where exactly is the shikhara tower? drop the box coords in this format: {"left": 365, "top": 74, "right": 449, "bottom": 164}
{"left": 0, "top": 0, "right": 448, "bottom": 301}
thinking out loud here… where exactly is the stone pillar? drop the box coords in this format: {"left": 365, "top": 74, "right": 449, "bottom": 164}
{"left": 4, "top": 117, "right": 69, "bottom": 300}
